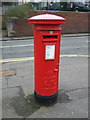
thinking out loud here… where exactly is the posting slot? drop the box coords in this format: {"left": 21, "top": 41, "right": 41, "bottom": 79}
{"left": 43, "top": 35, "right": 58, "bottom": 41}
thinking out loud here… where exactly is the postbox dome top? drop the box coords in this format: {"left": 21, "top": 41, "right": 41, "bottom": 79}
{"left": 28, "top": 14, "right": 66, "bottom": 25}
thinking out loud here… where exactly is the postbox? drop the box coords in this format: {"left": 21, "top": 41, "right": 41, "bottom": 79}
{"left": 28, "top": 14, "right": 66, "bottom": 100}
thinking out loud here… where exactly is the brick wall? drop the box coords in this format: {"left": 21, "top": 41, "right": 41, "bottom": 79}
{"left": 12, "top": 11, "right": 89, "bottom": 36}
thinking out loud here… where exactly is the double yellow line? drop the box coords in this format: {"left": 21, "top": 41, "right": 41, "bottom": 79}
{"left": 61, "top": 55, "right": 90, "bottom": 57}
{"left": 0, "top": 57, "right": 34, "bottom": 63}
{"left": 0, "top": 55, "right": 89, "bottom": 63}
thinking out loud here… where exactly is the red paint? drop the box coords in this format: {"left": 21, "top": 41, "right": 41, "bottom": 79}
{"left": 28, "top": 14, "right": 66, "bottom": 97}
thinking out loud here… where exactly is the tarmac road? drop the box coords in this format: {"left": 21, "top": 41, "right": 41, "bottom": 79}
{"left": 1, "top": 36, "right": 88, "bottom": 59}
{"left": 1, "top": 35, "right": 89, "bottom": 118}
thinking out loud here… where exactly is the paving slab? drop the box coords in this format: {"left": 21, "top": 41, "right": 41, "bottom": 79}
{"left": 28, "top": 97, "right": 88, "bottom": 118}
{"left": 2, "top": 87, "right": 24, "bottom": 118}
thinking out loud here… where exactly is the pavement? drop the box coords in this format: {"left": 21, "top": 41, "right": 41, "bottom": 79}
{"left": 1, "top": 33, "right": 89, "bottom": 41}
{"left": 0, "top": 33, "right": 89, "bottom": 119}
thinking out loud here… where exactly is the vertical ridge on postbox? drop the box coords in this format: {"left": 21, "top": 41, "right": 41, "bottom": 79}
{"left": 28, "top": 14, "right": 66, "bottom": 98}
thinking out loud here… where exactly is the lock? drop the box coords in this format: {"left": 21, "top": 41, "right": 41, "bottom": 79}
{"left": 50, "top": 30, "right": 54, "bottom": 34}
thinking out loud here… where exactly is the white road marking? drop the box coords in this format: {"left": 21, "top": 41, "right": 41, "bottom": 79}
{"left": 0, "top": 44, "right": 34, "bottom": 48}
{"left": 62, "top": 36, "right": 88, "bottom": 39}
{"left": 86, "top": 41, "right": 90, "bottom": 42}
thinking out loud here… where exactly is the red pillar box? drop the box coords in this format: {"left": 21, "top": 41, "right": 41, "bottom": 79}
{"left": 28, "top": 14, "right": 66, "bottom": 100}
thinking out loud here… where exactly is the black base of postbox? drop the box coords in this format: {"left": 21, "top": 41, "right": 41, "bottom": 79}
{"left": 34, "top": 91, "right": 58, "bottom": 106}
